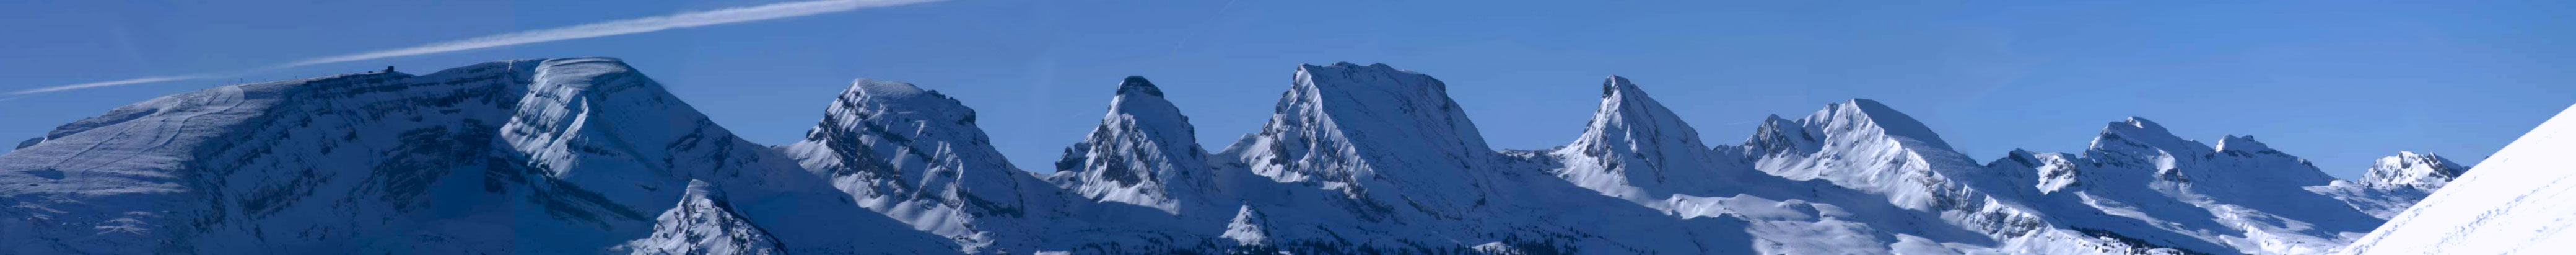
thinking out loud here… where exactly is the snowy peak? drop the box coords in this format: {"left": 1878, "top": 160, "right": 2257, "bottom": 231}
{"left": 1571, "top": 76, "right": 1706, "bottom": 152}
{"left": 624, "top": 180, "right": 787, "bottom": 255}
{"left": 1278, "top": 61, "right": 1488, "bottom": 151}
{"left": 2359, "top": 151, "right": 2468, "bottom": 190}
{"left": 1990, "top": 149, "right": 2087, "bottom": 194}
{"left": 1117, "top": 76, "right": 1164, "bottom": 97}
{"left": 2216, "top": 135, "right": 2282, "bottom": 156}
{"left": 1742, "top": 99, "right": 1962, "bottom": 160}
{"left": 2085, "top": 117, "right": 2339, "bottom": 184}
{"left": 1050, "top": 76, "right": 1212, "bottom": 213}
{"left": 2085, "top": 117, "right": 2211, "bottom": 170}
{"left": 1743, "top": 99, "right": 1978, "bottom": 168}
{"left": 1218, "top": 62, "right": 1496, "bottom": 213}
{"left": 844, "top": 79, "right": 977, "bottom": 125}
{"left": 2095, "top": 117, "right": 2206, "bottom": 152}
{"left": 1805, "top": 99, "right": 1955, "bottom": 149}
{"left": 1552, "top": 76, "right": 1730, "bottom": 199}
{"left": 1600, "top": 76, "right": 1643, "bottom": 98}
{"left": 0, "top": 58, "right": 954, "bottom": 254}
{"left": 1745, "top": 115, "right": 1821, "bottom": 156}
{"left": 1222, "top": 205, "right": 1271, "bottom": 246}
{"left": 779, "top": 78, "right": 1053, "bottom": 252}
{"left": 509, "top": 58, "right": 740, "bottom": 181}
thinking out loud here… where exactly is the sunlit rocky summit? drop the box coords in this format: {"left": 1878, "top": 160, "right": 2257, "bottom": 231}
{"left": 1, "top": 58, "right": 2505, "bottom": 254}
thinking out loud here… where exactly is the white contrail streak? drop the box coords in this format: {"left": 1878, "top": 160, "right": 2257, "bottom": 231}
{"left": 282, "top": 0, "right": 943, "bottom": 66}
{"left": 12, "top": 0, "right": 941, "bottom": 96}
{"left": 11, "top": 75, "right": 216, "bottom": 95}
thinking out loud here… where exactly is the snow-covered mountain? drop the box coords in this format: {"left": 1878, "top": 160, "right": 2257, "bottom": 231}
{"left": 0, "top": 58, "right": 953, "bottom": 254}
{"left": 1, "top": 58, "right": 2472, "bottom": 254}
{"left": 1044, "top": 76, "right": 1218, "bottom": 215}
{"left": 2336, "top": 104, "right": 2575, "bottom": 254}
{"left": 775, "top": 78, "right": 1070, "bottom": 253}
{"left": 2355, "top": 152, "right": 2469, "bottom": 192}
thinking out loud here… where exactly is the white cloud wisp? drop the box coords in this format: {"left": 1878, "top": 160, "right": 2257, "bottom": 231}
{"left": 12, "top": 0, "right": 941, "bottom": 96}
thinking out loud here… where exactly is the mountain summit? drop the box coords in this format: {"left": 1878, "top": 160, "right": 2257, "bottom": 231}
{"left": 1047, "top": 76, "right": 1218, "bottom": 214}
{"left": 1548, "top": 76, "right": 1739, "bottom": 200}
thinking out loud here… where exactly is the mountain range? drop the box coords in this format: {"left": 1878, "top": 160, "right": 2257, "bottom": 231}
{"left": 0, "top": 58, "right": 2490, "bottom": 254}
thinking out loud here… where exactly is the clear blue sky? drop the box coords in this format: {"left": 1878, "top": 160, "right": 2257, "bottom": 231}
{"left": 3, "top": 1, "right": 2569, "bottom": 178}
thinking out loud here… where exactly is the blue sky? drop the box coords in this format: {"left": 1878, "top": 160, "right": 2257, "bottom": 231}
{"left": 2, "top": 1, "right": 2568, "bottom": 178}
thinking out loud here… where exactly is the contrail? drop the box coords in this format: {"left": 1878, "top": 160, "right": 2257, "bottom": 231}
{"left": 11, "top": 75, "right": 216, "bottom": 95}
{"left": 281, "top": 0, "right": 943, "bottom": 67}
{"left": 12, "top": 0, "right": 943, "bottom": 96}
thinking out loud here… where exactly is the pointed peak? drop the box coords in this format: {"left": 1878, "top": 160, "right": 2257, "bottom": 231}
{"left": 1233, "top": 204, "right": 1265, "bottom": 218}
{"left": 1833, "top": 99, "right": 1915, "bottom": 120}
{"left": 1745, "top": 114, "right": 1821, "bottom": 156}
{"left": 1751, "top": 114, "right": 1805, "bottom": 136}
{"left": 1600, "top": 76, "right": 1646, "bottom": 98}
{"left": 1802, "top": 99, "right": 1950, "bottom": 148}
{"left": 1055, "top": 74, "right": 1207, "bottom": 212}
{"left": 1568, "top": 75, "right": 1705, "bottom": 156}
{"left": 1237, "top": 62, "right": 1492, "bottom": 203}
{"left": 1224, "top": 204, "right": 1271, "bottom": 246}
{"left": 1117, "top": 76, "right": 1164, "bottom": 97}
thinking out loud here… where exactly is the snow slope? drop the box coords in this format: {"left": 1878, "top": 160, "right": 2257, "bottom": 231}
{"left": 2337, "top": 104, "right": 2576, "bottom": 254}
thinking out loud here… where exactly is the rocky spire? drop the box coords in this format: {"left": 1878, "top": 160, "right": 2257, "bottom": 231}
{"left": 1222, "top": 205, "right": 1272, "bottom": 246}
{"left": 624, "top": 180, "right": 787, "bottom": 254}
{"left": 1049, "top": 76, "right": 1215, "bottom": 214}
{"left": 1217, "top": 62, "right": 1496, "bottom": 214}
{"left": 1552, "top": 76, "right": 1730, "bottom": 199}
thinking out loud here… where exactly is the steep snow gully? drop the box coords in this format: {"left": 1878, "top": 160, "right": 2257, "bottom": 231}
{"left": 0, "top": 58, "right": 2505, "bottom": 254}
